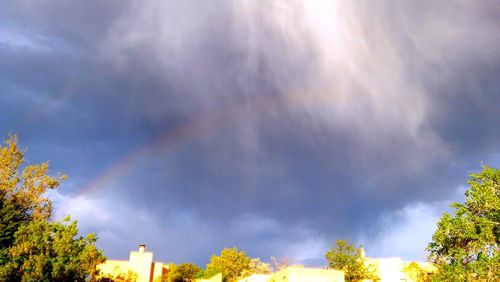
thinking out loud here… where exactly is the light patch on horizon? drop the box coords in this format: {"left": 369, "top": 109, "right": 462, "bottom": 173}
{"left": 365, "top": 203, "right": 442, "bottom": 261}
{"left": 362, "top": 185, "right": 468, "bottom": 262}
{"left": 52, "top": 189, "right": 332, "bottom": 266}
{"left": 284, "top": 237, "right": 329, "bottom": 266}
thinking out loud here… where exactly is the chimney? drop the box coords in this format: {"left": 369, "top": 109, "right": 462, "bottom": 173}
{"left": 139, "top": 244, "right": 146, "bottom": 253}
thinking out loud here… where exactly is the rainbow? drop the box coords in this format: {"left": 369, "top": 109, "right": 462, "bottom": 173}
{"left": 75, "top": 88, "right": 336, "bottom": 197}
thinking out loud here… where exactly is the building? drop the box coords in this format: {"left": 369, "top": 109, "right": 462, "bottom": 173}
{"left": 367, "top": 257, "right": 438, "bottom": 282}
{"left": 237, "top": 273, "right": 271, "bottom": 282}
{"left": 95, "top": 245, "right": 434, "bottom": 282}
{"left": 95, "top": 244, "right": 168, "bottom": 282}
{"left": 237, "top": 267, "right": 344, "bottom": 282}
{"left": 269, "top": 267, "right": 344, "bottom": 282}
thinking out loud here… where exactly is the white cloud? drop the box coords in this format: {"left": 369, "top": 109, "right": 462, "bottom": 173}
{"left": 362, "top": 187, "right": 466, "bottom": 262}
{"left": 367, "top": 203, "right": 442, "bottom": 261}
{"left": 52, "top": 191, "right": 111, "bottom": 224}
{"left": 51, "top": 192, "right": 331, "bottom": 265}
{"left": 0, "top": 28, "right": 49, "bottom": 51}
{"left": 284, "top": 237, "right": 328, "bottom": 265}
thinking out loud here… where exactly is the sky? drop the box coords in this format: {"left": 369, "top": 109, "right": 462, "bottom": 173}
{"left": 1, "top": 0, "right": 499, "bottom": 267}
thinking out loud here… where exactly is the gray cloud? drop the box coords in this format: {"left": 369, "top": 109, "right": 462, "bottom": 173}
{"left": 1, "top": 0, "right": 499, "bottom": 265}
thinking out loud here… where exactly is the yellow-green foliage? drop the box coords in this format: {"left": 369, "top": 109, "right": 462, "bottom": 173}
{"left": 0, "top": 135, "right": 65, "bottom": 221}
{"left": 325, "top": 240, "right": 379, "bottom": 282}
{"left": 403, "top": 262, "right": 435, "bottom": 282}
{"left": 0, "top": 135, "right": 105, "bottom": 281}
{"left": 168, "top": 262, "right": 202, "bottom": 282}
{"left": 98, "top": 270, "right": 138, "bottom": 282}
{"left": 205, "top": 247, "right": 251, "bottom": 282}
{"left": 239, "top": 258, "right": 272, "bottom": 278}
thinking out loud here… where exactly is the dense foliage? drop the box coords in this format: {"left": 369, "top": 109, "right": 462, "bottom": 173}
{"left": 402, "top": 262, "right": 433, "bottom": 282}
{"left": 0, "top": 136, "right": 105, "bottom": 281}
{"left": 97, "top": 270, "right": 137, "bottom": 282}
{"left": 167, "top": 262, "right": 203, "bottom": 282}
{"left": 427, "top": 165, "right": 499, "bottom": 281}
{"left": 325, "top": 240, "right": 378, "bottom": 282}
{"left": 239, "top": 258, "right": 272, "bottom": 278}
{"left": 205, "top": 247, "right": 251, "bottom": 282}
{"left": 1, "top": 217, "right": 104, "bottom": 281}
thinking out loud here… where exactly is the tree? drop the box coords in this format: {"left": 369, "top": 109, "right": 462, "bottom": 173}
{"left": 205, "top": 247, "right": 251, "bottom": 282}
{"left": 402, "top": 262, "right": 434, "bottom": 282}
{"left": 239, "top": 258, "right": 272, "bottom": 278}
{"left": 270, "top": 256, "right": 291, "bottom": 272}
{"left": 0, "top": 135, "right": 105, "bottom": 281}
{"left": 168, "top": 262, "right": 203, "bottom": 282}
{"left": 1, "top": 135, "right": 65, "bottom": 257}
{"left": 98, "top": 270, "right": 138, "bottom": 282}
{"left": 427, "top": 165, "right": 499, "bottom": 281}
{"left": 325, "top": 240, "right": 378, "bottom": 282}
{"left": 1, "top": 216, "right": 105, "bottom": 281}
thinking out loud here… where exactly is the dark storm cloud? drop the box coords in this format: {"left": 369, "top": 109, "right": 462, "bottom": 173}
{"left": 1, "top": 0, "right": 499, "bottom": 264}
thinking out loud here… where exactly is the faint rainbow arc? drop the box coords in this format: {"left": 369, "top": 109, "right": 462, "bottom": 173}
{"left": 76, "top": 89, "right": 335, "bottom": 197}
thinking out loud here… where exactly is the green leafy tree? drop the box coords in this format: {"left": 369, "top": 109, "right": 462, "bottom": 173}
{"left": 1, "top": 216, "right": 105, "bottom": 281}
{"left": 325, "top": 240, "right": 379, "bottom": 282}
{"left": 0, "top": 135, "right": 105, "bottom": 281}
{"left": 0, "top": 193, "right": 24, "bottom": 263}
{"left": 168, "top": 262, "right": 203, "bottom": 282}
{"left": 427, "top": 165, "right": 499, "bottom": 281}
{"left": 205, "top": 247, "right": 251, "bottom": 282}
